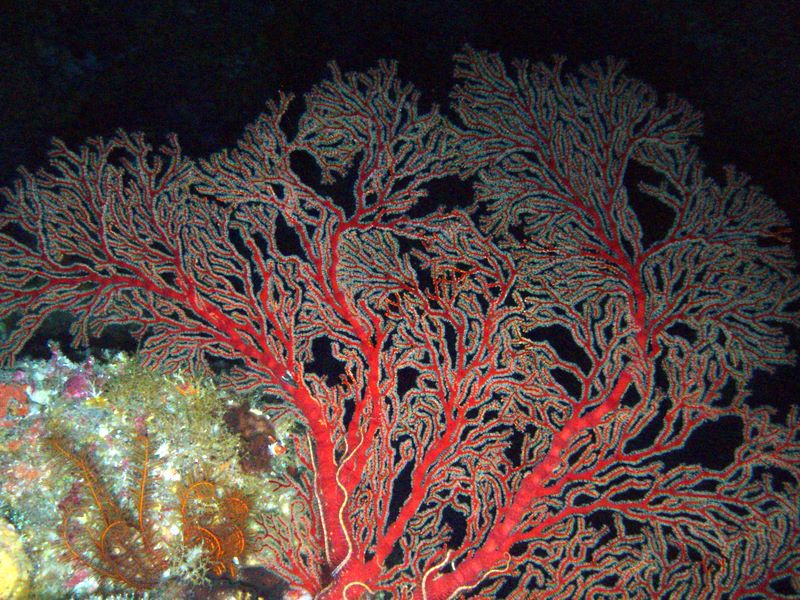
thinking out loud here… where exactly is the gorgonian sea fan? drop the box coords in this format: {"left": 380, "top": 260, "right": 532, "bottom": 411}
{"left": 1, "top": 47, "right": 798, "bottom": 598}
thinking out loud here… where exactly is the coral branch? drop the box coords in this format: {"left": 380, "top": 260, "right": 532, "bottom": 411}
{"left": 2, "top": 46, "right": 798, "bottom": 598}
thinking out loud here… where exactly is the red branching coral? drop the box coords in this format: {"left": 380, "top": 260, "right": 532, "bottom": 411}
{"left": 4, "top": 47, "right": 799, "bottom": 597}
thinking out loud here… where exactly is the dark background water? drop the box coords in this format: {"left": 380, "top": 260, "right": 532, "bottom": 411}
{"left": 1, "top": 0, "right": 798, "bottom": 413}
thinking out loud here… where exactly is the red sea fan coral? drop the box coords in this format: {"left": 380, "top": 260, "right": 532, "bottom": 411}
{"left": 2, "top": 47, "right": 798, "bottom": 597}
